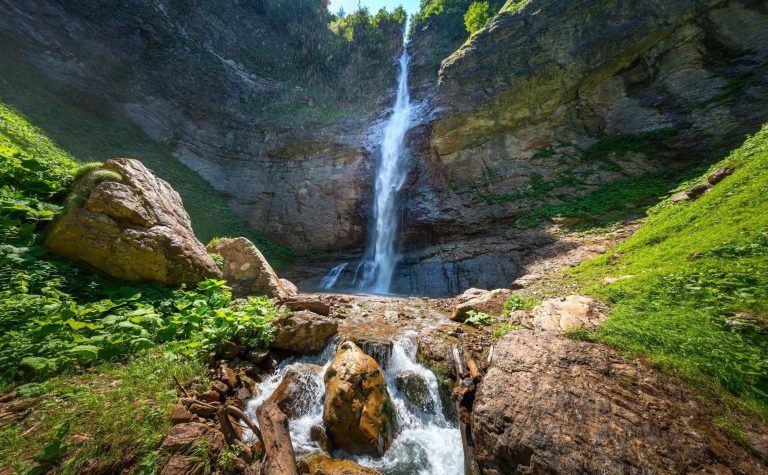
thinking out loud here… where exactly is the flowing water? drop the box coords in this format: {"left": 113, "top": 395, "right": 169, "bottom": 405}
{"left": 243, "top": 333, "right": 464, "bottom": 474}
{"left": 319, "top": 263, "right": 349, "bottom": 290}
{"left": 321, "top": 46, "right": 413, "bottom": 294}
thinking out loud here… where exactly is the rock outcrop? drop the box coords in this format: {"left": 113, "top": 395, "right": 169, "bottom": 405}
{"left": 322, "top": 342, "right": 394, "bottom": 457}
{"left": 531, "top": 295, "right": 605, "bottom": 332}
{"left": 206, "top": 237, "right": 288, "bottom": 298}
{"left": 45, "top": 159, "right": 221, "bottom": 286}
{"left": 394, "top": 370, "right": 434, "bottom": 413}
{"left": 472, "top": 331, "right": 766, "bottom": 474}
{"left": 271, "top": 310, "right": 338, "bottom": 353}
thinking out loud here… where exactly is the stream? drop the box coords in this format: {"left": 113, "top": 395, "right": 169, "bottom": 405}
{"left": 243, "top": 332, "right": 464, "bottom": 474}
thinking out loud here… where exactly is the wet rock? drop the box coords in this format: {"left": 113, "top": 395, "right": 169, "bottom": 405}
{"left": 160, "top": 455, "right": 206, "bottom": 475}
{"left": 452, "top": 289, "right": 511, "bottom": 322}
{"left": 272, "top": 310, "right": 337, "bottom": 353}
{"left": 219, "top": 340, "right": 240, "bottom": 359}
{"left": 267, "top": 364, "right": 324, "bottom": 418}
{"left": 297, "top": 453, "right": 381, "bottom": 475}
{"left": 171, "top": 403, "right": 194, "bottom": 424}
{"left": 309, "top": 424, "right": 332, "bottom": 453}
{"left": 472, "top": 331, "right": 766, "bottom": 474}
{"left": 247, "top": 350, "right": 270, "bottom": 364}
{"left": 45, "top": 159, "right": 221, "bottom": 286}
{"left": 323, "top": 342, "right": 394, "bottom": 457}
{"left": 531, "top": 295, "right": 605, "bottom": 332}
{"left": 206, "top": 237, "right": 288, "bottom": 299}
{"left": 160, "top": 422, "right": 225, "bottom": 456}
{"left": 708, "top": 167, "right": 736, "bottom": 185}
{"left": 394, "top": 370, "right": 434, "bottom": 413}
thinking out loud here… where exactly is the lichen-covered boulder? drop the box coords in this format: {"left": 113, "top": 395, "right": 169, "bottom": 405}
{"left": 323, "top": 342, "right": 394, "bottom": 457}
{"left": 267, "top": 364, "right": 323, "bottom": 418}
{"left": 206, "top": 237, "right": 288, "bottom": 298}
{"left": 531, "top": 295, "right": 605, "bottom": 332}
{"left": 45, "top": 158, "right": 220, "bottom": 286}
{"left": 271, "top": 310, "right": 338, "bottom": 353}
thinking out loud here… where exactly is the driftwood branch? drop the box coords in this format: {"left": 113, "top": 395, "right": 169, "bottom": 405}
{"left": 226, "top": 405, "right": 263, "bottom": 443}
{"left": 172, "top": 375, "right": 190, "bottom": 398}
{"left": 466, "top": 356, "right": 481, "bottom": 382}
{"left": 256, "top": 401, "right": 298, "bottom": 475}
{"left": 452, "top": 346, "right": 467, "bottom": 379}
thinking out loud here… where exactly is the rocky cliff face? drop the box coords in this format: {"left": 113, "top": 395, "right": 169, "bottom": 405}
{"left": 0, "top": 0, "right": 402, "bottom": 252}
{"left": 384, "top": 0, "right": 768, "bottom": 295}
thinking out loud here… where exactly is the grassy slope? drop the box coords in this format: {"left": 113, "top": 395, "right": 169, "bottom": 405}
{"left": 0, "top": 38, "right": 293, "bottom": 269}
{"left": 567, "top": 125, "right": 768, "bottom": 424}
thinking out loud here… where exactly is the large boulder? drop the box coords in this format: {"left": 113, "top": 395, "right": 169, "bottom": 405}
{"left": 297, "top": 453, "right": 381, "bottom": 475}
{"left": 472, "top": 331, "right": 766, "bottom": 474}
{"left": 394, "top": 369, "right": 434, "bottom": 413}
{"left": 45, "top": 159, "right": 220, "bottom": 286}
{"left": 452, "top": 289, "right": 511, "bottom": 322}
{"left": 531, "top": 295, "right": 605, "bottom": 332}
{"left": 322, "top": 342, "right": 394, "bottom": 457}
{"left": 267, "top": 364, "right": 324, "bottom": 418}
{"left": 272, "top": 310, "right": 338, "bottom": 353}
{"left": 206, "top": 237, "right": 288, "bottom": 298}
{"left": 160, "top": 422, "right": 225, "bottom": 456}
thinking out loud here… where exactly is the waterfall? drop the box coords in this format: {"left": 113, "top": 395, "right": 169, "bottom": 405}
{"left": 242, "top": 334, "right": 464, "bottom": 474}
{"left": 319, "top": 262, "right": 348, "bottom": 290}
{"left": 320, "top": 46, "right": 412, "bottom": 294}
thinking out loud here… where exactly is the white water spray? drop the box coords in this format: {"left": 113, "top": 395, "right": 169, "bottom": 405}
{"left": 363, "top": 48, "right": 413, "bottom": 293}
{"left": 319, "top": 263, "right": 348, "bottom": 290}
{"left": 320, "top": 47, "right": 412, "bottom": 294}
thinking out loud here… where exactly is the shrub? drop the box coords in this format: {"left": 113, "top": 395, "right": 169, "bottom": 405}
{"left": 465, "top": 310, "right": 497, "bottom": 327}
{"left": 503, "top": 295, "right": 540, "bottom": 313}
{"left": 464, "top": 1, "right": 490, "bottom": 35}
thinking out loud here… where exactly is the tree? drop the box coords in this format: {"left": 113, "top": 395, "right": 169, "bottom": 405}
{"left": 464, "top": 1, "right": 489, "bottom": 35}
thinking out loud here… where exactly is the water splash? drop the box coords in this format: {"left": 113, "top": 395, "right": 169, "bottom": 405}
{"left": 319, "top": 262, "right": 349, "bottom": 290}
{"left": 243, "top": 335, "right": 463, "bottom": 474}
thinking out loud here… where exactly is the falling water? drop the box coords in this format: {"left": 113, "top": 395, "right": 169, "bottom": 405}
{"left": 319, "top": 263, "right": 349, "bottom": 290}
{"left": 243, "top": 333, "right": 464, "bottom": 474}
{"left": 320, "top": 46, "right": 412, "bottom": 294}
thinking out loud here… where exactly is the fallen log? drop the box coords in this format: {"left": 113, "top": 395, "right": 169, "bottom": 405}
{"left": 466, "top": 356, "right": 481, "bottom": 382}
{"left": 255, "top": 401, "right": 298, "bottom": 475}
{"left": 452, "top": 346, "right": 467, "bottom": 379}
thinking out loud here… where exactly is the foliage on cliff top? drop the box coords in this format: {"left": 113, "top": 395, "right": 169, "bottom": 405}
{"left": 567, "top": 124, "right": 768, "bottom": 419}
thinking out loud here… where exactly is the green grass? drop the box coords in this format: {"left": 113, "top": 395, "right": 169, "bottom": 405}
{"left": 0, "top": 350, "right": 207, "bottom": 474}
{"left": 0, "top": 36, "right": 293, "bottom": 269}
{"left": 566, "top": 124, "right": 768, "bottom": 420}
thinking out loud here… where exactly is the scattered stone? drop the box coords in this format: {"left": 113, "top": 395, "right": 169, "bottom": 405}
{"left": 171, "top": 403, "right": 194, "bottom": 424}
{"left": 531, "top": 295, "right": 605, "bottom": 332}
{"left": 297, "top": 453, "right": 381, "bottom": 475}
{"left": 206, "top": 237, "right": 288, "bottom": 299}
{"left": 160, "top": 455, "right": 206, "bottom": 475}
{"left": 708, "top": 167, "right": 735, "bottom": 185}
{"left": 188, "top": 402, "right": 216, "bottom": 418}
{"left": 247, "top": 350, "right": 270, "bottom": 364}
{"left": 268, "top": 364, "right": 324, "bottom": 418}
{"left": 219, "top": 340, "right": 240, "bottom": 359}
{"left": 672, "top": 183, "right": 713, "bottom": 203}
{"left": 601, "top": 275, "right": 634, "bottom": 285}
{"left": 45, "top": 159, "right": 221, "bottom": 286}
{"left": 472, "top": 331, "right": 766, "bottom": 474}
{"left": 394, "top": 370, "right": 434, "bottom": 413}
{"left": 211, "top": 380, "right": 229, "bottom": 395}
{"left": 160, "top": 422, "right": 225, "bottom": 456}
{"left": 198, "top": 390, "right": 221, "bottom": 403}
{"left": 452, "top": 288, "right": 511, "bottom": 322}
{"left": 271, "top": 310, "right": 338, "bottom": 353}
{"left": 217, "top": 363, "right": 238, "bottom": 389}
{"left": 309, "top": 425, "right": 332, "bottom": 453}
{"left": 323, "top": 342, "right": 394, "bottom": 457}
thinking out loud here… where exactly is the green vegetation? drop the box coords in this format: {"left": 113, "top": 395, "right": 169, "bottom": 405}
{"left": 503, "top": 294, "right": 540, "bottom": 313}
{"left": 464, "top": 2, "right": 490, "bottom": 35}
{"left": 0, "top": 36, "right": 294, "bottom": 269}
{"left": 465, "top": 310, "right": 497, "bottom": 327}
{"left": 0, "top": 350, "right": 207, "bottom": 474}
{"left": 566, "top": 124, "right": 768, "bottom": 419}
{"left": 581, "top": 128, "right": 676, "bottom": 163}
{"left": 491, "top": 323, "right": 521, "bottom": 339}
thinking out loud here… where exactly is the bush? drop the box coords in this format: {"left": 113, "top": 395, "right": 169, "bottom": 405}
{"left": 464, "top": 1, "right": 490, "bottom": 35}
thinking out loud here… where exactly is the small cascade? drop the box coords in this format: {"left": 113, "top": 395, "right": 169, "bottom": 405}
{"left": 319, "top": 262, "right": 349, "bottom": 290}
{"left": 243, "top": 334, "right": 463, "bottom": 474}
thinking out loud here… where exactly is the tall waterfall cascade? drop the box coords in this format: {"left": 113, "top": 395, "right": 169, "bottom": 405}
{"left": 321, "top": 47, "right": 413, "bottom": 294}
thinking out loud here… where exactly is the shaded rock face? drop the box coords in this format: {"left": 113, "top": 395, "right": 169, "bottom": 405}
{"left": 45, "top": 159, "right": 221, "bottom": 286}
{"left": 472, "top": 331, "right": 767, "bottom": 474}
{"left": 394, "top": 370, "right": 434, "bottom": 413}
{"left": 271, "top": 310, "right": 338, "bottom": 353}
{"left": 206, "top": 237, "right": 286, "bottom": 298}
{"left": 323, "top": 341, "right": 394, "bottom": 457}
